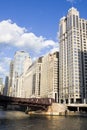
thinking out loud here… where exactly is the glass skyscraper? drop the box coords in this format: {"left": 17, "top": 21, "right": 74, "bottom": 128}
{"left": 10, "top": 51, "right": 29, "bottom": 97}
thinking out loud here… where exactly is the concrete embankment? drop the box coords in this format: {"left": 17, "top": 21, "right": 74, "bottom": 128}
{"left": 28, "top": 103, "right": 67, "bottom": 116}
{"left": 28, "top": 103, "right": 87, "bottom": 117}
{"left": 64, "top": 111, "right": 87, "bottom": 117}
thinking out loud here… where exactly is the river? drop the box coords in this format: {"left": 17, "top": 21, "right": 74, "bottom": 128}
{"left": 0, "top": 110, "right": 87, "bottom": 130}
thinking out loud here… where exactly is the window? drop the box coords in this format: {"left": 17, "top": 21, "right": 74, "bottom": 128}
{"left": 73, "top": 15, "right": 75, "bottom": 27}
{"left": 83, "top": 23, "right": 85, "bottom": 29}
{"left": 76, "top": 16, "right": 79, "bottom": 28}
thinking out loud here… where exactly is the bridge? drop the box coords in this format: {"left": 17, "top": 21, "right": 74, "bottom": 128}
{"left": 67, "top": 104, "right": 87, "bottom": 112}
{"left": 0, "top": 95, "right": 55, "bottom": 112}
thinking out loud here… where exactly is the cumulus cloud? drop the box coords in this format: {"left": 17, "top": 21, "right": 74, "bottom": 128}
{"left": 2, "top": 57, "right": 11, "bottom": 65}
{"left": 0, "top": 66, "right": 8, "bottom": 76}
{"left": 0, "top": 19, "right": 57, "bottom": 53}
{"left": 49, "top": 47, "right": 59, "bottom": 54}
{"left": 0, "top": 19, "right": 26, "bottom": 43}
{"left": 0, "top": 66, "right": 5, "bottom": 73}
{"left": 0, "top": 19, "right": 58, "bottom": 79}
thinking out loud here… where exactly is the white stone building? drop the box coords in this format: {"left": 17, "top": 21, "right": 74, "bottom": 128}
{"left": 40, "top": 52, "right": 59, "bottom": 102}
{"left": 9, "top": 51, "right": 30, "bottom": 97}
{"left": 16, "top": 56, "right": 32, "bottom": 97}
{"left": 22, "top": 57, "right": 42, "bottom": 98}
{"left": 59, "top": 7, "right": 87, "bottom": 104}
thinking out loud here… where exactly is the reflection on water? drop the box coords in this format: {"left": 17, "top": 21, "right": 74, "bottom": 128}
{"left": 0, "top": 110, "right": 87, "bottom": 130}
{"left": 0, "top": 110, "right": 29, "bottom": 119}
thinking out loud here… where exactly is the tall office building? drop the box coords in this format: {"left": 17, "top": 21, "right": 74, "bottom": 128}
{"left": 10, "top": 51, "right": 30, "bottom": 97}
{"left": 8, "top": 60, "right": 14, "bottom": 96}
{"left": 16, "top": 57, "right": 42, "bottom": 98}
{"left": 23, "top": 56, "right": 32, "bottom": 74}
{"left": 17, "top": 56, "right": 32, "bottom": 97}
{"left": 59, "top": 7, "right": 87, "bottom": 104}
{"left": 3, "top": 76, "right": 9, "bottom": 96}
{"left": 0, "top": 78, "right": 3, "bottom": 95}
{"left": 40, "top": 52, "right": 59, "bottom": 102}
{"left": 14, "top": 51, "right": 29, "bottom": 77}
{"left": 0, "top": 78, "right": 3, "bottom": 85}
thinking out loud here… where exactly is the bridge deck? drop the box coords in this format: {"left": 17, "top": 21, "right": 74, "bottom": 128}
{"left": 67, "top": 104, "right": 87, "bottom": 107}
{"left": 0, "top": 95, "right": 55, "bottom": 106}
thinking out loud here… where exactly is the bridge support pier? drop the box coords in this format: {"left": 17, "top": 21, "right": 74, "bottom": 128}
{"left": 77, "top": 107, "right": 79, "bottom": 112}
{"left": 25, "top": 106, "right": 31, "bottom": 114}
{"left": 25, "top": 106, "right": 29, "bottom": 114}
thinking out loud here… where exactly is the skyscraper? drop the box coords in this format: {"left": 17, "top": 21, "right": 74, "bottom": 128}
{"left": 10, "top": 50, "right": 30, "bottom": 97}
{"left": 3, "top": 76, "right": 9, "bottom": 96}
{"left": 40, "top": 52, "right": 59, "bottom": 102}
{"left": 59, "top": 7, "right": 87, "bottom": 104}
{"left": 17, "top": 56, "right": 32, "bottom": 97}
{"left": 0, "top": 78, "right": 3, "bottom": 95}
{"left": 17, "top": 57, "right": 42, "bottom": 98}
{"left": 14, "top": 51, "right": 29, "bottom": 77}
{"left": 9, "top": 60, "right": 14, "bottom": 96}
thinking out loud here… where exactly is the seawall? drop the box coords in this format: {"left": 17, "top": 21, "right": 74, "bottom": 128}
{"left": 28, "top": 103, "right": 67, "bottom": 116}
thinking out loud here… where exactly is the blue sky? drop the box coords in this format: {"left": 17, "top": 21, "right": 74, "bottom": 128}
{"left": 0, "top": 0, "right": 87, "bottom": 81}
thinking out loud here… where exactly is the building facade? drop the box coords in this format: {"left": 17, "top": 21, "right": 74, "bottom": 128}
{"left": 3, "top": 76, "right": 9, "bottom": 96}
{"left": 9, "top": 60, "right": 14, "bottom": 96}
{"left": 9, "top": 51, "right": 30, "bottom": 97}
{"left": 59, "top": 7, "right": 87, "bottom": 104}
{"left": 19, "top": 57, "right": 42, "bottom": 98}
{"left": 13, "top": 51, "right": 29, "bottom": 77}
{"left": 16, "top": 56, "right": 32, "bottom": 97}
{"left": 0, "top": 78, "right": 4, "bottom": 95}
{"left": 15, "top": 51, "right": 59, "bottom": 101}
{"left": 40, "top": 52, "right": 59, "bottom": 102}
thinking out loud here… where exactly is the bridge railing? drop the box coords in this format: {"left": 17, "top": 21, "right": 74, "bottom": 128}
{"left": 0, "top": 95, "right": 55, "bottom": 106}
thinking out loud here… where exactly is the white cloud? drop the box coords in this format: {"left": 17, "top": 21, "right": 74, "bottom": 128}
{"left": 49, "top": 47, "right": 59, "bottom": 54}
{"left": 0, "top": 57, "right": 11, "bottom": 77}
{"left": 0, "top": 19, "right": 26, "bottom": 43}
{"left": 0, "top": 19, "right": 58, "bottom": 79}
{"left": 0, "top": 19, "right": 57, "bottom": 53}
{"left": 0, "top": 66, "right": 8, "bottom": 76}
{"left": 0, "top": 66, "right": 5, "bottom": 73}
{"left": 2, "top": 57, "right": 11, "bottom": 65}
